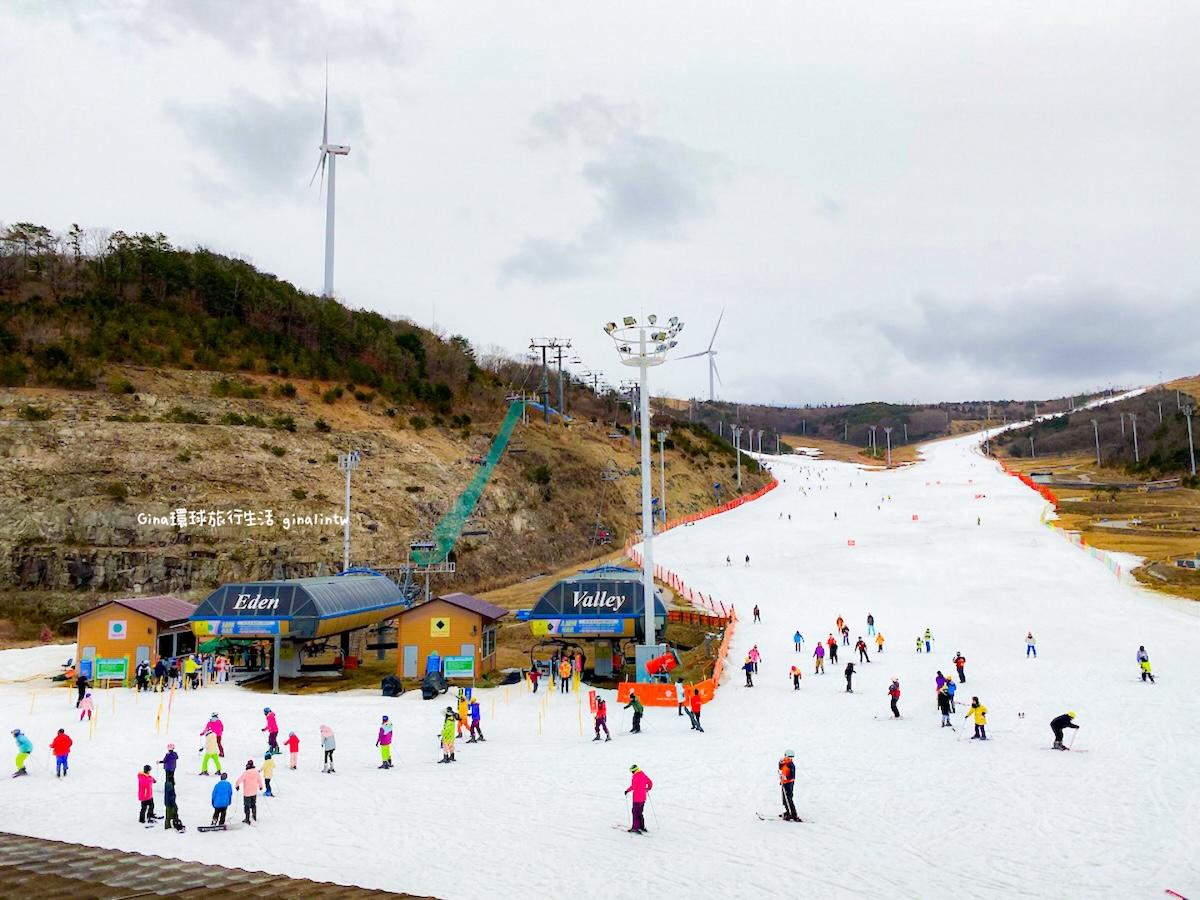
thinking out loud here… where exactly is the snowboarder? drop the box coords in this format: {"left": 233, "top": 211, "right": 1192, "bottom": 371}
{"left": 262, "top": 752, "right": 276, "bottom": 796}
{"left": 49, "top": 728, "right": 72, "bottom": 777}
{"left": 966, "top": 697, "right": 988, "bottom": 739}
{"left": 377, "top": 716, "right": 394, "bottom": 766}
{"left": 742, "top": 657, "right": 755, "bottom": 687}
{"left": 200, "top": 729, "right": 221, "bottom": 776}
{"left": 813, "top": 643, "right": 825, "bottom": 674}
{"left": 163, "top": 778, "right": 184, "bottom": 832}
{"left": 210, "top": 772, "right": 232, "bottom": 826}
{"left": 790, "top": 665, "right": 801, "bottom": 690}
{"left": 201, "top": 713, "right": 224, "bottom": 758}
{"left": 827, "top": 635, "right": 838, "bottom": 664}
{"left": 924, "top": 629, "right": 933, "bottom": 653}
{"left": 320, "top": 724, "right": 337, "bottom": 772}
{"left": 954, "top": 652, "right": 966, "bottom": 684}
{"left": 876, "top": 632, "right": 885, "bottom": 654}
{"left": 79, "top": 692, "right": 94, "bottom": 721}
{"left": 778, "top": 750, "right": 799, "bottom": 821}
{"left": 74, "top": 672, "right": 89, "bottom": 707}
{"left": 439, "top": 709, "right": 459, "bottom": 763}
{"left": 1137, "top": 647, "right": 1155, "bottom": 683}
{"left": 1050, "top": 712, "right": 1079, "bottom": 750}
{"left": 675, "top": 679, "right": 686, "bottom": 716}
{"left": 137, "top": 765, "right": 158, "bottom": 823}
{"left": 625, "top": 692, "right": 644, "bottom": 733}
{"left": 753, "top": 605, "right": 761, "bottom": 622}
{"left": 937, "top": 685, "right": 952, "bottom": 727}
{"left": 234, "top": 759, "right": 263, "bottom": 824}
{"left": 888, "top": 678, "right": 901, "bottom": 718}
{"left": 844, "top": 661, "right": 855, "bottom": 693}
{"left": 793, "top": 631, "right": 803, "bottom": 652}
{"left": 624, "top": 764, "right": 653, "bottom": 833}
{"left": 285, "top": 731, "right": 300, "bottom": 769}
{"left": 262, "top": 708, "right": 279, "bottom": 754}
{"left": 158, "top": 743, "right": 178, "bottom": 784}
{"left": 11, "top": 728, "right": 33, "bottom": 777}
{"left": 593, "top": 697, "right": 610, "bottom": 741}
{"left": 1026, "top": 632, "right": 1037, "bottom": 657}
{"left": 867, "top": 613, "right": 875, "bottom": 636}
{"left": 468, "top": 697, "right": 484, "bottom": 743}
{"left": 689, "top": 689, "right": 704, "bottom": 731}
{"left": 855, "top": 637, "right": 870, "bottom": 663}
{"left": 749, "top": 645, "right": 761, "bottom": 673}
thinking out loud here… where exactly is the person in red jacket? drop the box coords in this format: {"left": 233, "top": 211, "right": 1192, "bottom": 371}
{"left": 49, "top": 728, "right": 72, "bottom": 778}
{"left": 888, "top": 678, "right": 901, "bottom": 718}
{"left": 624, "top": 764, "right": 653, "bottom": 833}
{"left": 284, "top": 732, "right": 300, "bottom": 769}
{"left": 689, "top": 689, "right": 704, "bottom": 732}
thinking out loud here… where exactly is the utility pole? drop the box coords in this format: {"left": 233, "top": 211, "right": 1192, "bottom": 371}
{"left": 868, "top": 425, "right": 877, "bottom": 456}
{"left": 1130, "top": 412, "right": 1139, "bottom": 463}
{"left": 1030, "top": 435, "right": 1035, "bottom": 459}
{"left": 1091, "top": 419, "right": 1101, "bottom": 467}
{"left": 1185, "top": 405, "right": 1196, "bottom": 476}
{"left": 844, "top": 420, "right": 848, "bottom": 441}
{"left": 732, "top": 426, "right": 742, "bottom": 490}
{"left": 337, "top": 449, "right": 361, "bottom": 572}
{"left": 552, "top": 339, "right": 572, "bottom": 417}
{"left": 529, "top": 339, "right": 556, "bottom": 422}
{"left": 902, "top": 423, "right": 908, "bottom": 443}
{"left": 1120, "top": 413, "right": 1125, "bottom": 436}
{"left": 884, "top": 426, "right": 893, "bottom": 467}
{"left": 657, "top": 430, "right": 668, "bottom": 523}
{"left": 776, "top": 434, "right": 780, "bottom": 454}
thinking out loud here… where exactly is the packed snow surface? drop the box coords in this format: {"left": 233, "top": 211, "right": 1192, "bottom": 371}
{"left": 2, "top": 433, "right": 1198, "bottom": 900}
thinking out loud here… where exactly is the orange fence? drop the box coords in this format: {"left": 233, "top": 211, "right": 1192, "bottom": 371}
{"left": 997, "top": 458, "right": 1060, "bottom": 508}
{"left": 615, "top": 609, "right": 736, "bottom": 708}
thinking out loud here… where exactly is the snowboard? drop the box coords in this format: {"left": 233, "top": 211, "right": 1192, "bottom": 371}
{"left": 685, "top": 710, "right": 705, "bottom": 732}
{"left": 197, "top": 825, "right": 227, "bottom": 832}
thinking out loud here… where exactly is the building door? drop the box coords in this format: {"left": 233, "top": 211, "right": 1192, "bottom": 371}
{"left": 402, "top": 645, "right": 418, "bottom": 678}
{"left": 136, "top": 645, "right": 151, "bottom": 668}
{"left": 461, "top": 643, "right": 475, "bottom": 662}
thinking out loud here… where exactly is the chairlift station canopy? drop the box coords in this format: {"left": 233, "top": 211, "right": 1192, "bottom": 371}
{"left": 525, "top": 566, "right": 666, "bottom": 639}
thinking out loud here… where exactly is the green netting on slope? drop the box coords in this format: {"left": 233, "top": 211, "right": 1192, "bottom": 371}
{"left": 413, "top": 400, "right": 525, "bottom": 566}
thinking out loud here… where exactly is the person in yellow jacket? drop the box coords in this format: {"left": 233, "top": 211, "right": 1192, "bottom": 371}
{"left": 965, "top": 696, "right": 988, "bottom": 740}
{"left": 875, "top": 633, "right": 885, "bottom": 654}
{"left": 558, "top": 656, "right": 573, "bottom": 694}
{"left": 183, "top": 656, "right": 199, "bottom": 691}
{"left": 456, "top": 690, "right": 469, "bottom": 738}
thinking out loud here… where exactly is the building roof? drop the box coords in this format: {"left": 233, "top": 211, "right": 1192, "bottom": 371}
{"left": 64, "top": 595, "right": 196, "bottom": 626}
{"left": 408, "top": 592, "right": 509, "bottom": 621}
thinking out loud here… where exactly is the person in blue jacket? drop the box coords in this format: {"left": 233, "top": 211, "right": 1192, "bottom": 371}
{"left": 12, "top": 728, "right": 33, "bottom": 777}
{"left": 210, "top": 772, "right": 233, "bottom": 826}
{"left": 158, "top": 743, "right": 178, "bottom": 784}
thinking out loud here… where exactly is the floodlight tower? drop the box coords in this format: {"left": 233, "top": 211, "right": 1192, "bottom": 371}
{"left": 1091, "top": 419, "right": 1101, "bottom": 466}
{"left": 657, "top": 430, "right": 668, "bottom": 523}
{"left": 1129, "top": 412, "right": 1140, "bottom": 463}
{"left": 604, "top": 313, "right": 683, "bottom": 678}
{"left": 731, "top": 426, "right": 743, "bottom": 490}
{"left": 1185, "top": 405, "right": 1196, "bottom": 476}
{"left": 884, "top": 426, "right": 893, "bottom": 467}
{"left": 337, "top": 449, "right": 361, "bottom": 572}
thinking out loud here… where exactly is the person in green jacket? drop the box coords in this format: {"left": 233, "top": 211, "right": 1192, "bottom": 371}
{"left": 439, "top": 707, "right": 460, "bottom": 764}
{"left": 624, "top": 692, "right": 644, "bottom": 734}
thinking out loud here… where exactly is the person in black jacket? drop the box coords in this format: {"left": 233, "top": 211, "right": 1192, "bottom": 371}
{"left": 937, "top": 686, "right": 952, "bottom": 727}
{"left": 742, "top": 658, "right": 755, "bottom": 687}
{"left": 75, "top": 672, "right": 89, "bottom": 707}
{"left": 1050, "top": 712, "right": 1079, "bottom": 750}
{"left": 844, "top": 661, "right": 855, "bottom": 693}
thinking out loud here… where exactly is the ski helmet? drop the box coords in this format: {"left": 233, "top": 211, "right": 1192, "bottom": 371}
{"left": 143, "top": 764, "right": 152, "bottom": 773}
{"left": 246, "top": 759, "right": 255, "bottom": 768}
{"left": 784, "top": 749, "right": 794, "bottom": 758}
{"left": 382, "top": 715, "right": 389, "bottom": 722}
{"left": 263, "top": 707, "right": 271, "bottom": 713}
{"left": 1068, "top": 711, "right": 1077, "bottom": 718}
{"left": 167, "top": 743, "right": 175, "bottom": 750}
{"left": 10, "top": 729, "right": 19, "bottom": 736}
{"left": 629, "top": 764, "right": 639, "bottom": 772}
{"left": 211, "top": 713, "right": 219, "bottom": 719}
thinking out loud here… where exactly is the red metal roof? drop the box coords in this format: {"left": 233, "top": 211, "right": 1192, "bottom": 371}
{"left": 64, "top": 595, "right": 197, "bottom": 626}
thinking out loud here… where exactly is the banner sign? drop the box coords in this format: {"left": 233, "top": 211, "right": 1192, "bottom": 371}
{"left": 530, "top": 617, "right": 632, "bottom": 637}
{"left": 95, "top": 658, "right": 127, "bottom": 680}
{"left": 194, "top": 584, "right": 299, "bottom": 619}
{"left": 108, "top": 620, "right": 127, "bottom": 640}
{"left": 194, "top": 619, "right": 282, "bottom": 636}
{"left": 443, "top": 655, "right": 475, "bottom": 679}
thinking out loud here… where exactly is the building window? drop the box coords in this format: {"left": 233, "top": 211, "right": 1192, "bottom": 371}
{"left": 482, "top": 625, "right": 496, "bottom": 659}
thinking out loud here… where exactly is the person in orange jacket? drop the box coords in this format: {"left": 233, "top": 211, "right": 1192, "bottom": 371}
{"left": 49, "top": 728, "right": 72, "bottom": 778}
{"left": 778, "top": 750, "right": 799, "bottom": 821}
{"left": 558, "top": 656, "right": 573, "bottom": 694}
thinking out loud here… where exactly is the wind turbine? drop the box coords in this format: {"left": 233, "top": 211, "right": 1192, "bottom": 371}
{"left": 677, "top": 308, "right": 723, "bottom": 402}
{"left": 310, "top": 67, "right": 350, "bottom": 298}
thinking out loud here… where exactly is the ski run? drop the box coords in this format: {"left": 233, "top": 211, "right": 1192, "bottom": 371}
{"left": 2, "top": 429, "right": 1198, "bottom": 899}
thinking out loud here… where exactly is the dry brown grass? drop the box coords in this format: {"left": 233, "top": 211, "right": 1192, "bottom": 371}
{"left": 781, "top": 433, "right": 928, "bottom": 467}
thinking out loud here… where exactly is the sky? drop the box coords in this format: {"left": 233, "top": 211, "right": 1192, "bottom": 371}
{"left": 3, "top": 1, "right": 1199, "bottom": 406}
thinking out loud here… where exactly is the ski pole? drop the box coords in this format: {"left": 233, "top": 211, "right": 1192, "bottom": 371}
{"left": 648, "top": 794, "right": 661, "bottom": 829}
{"left": 1068, "top": 727, "right": 1079, "bottom": 751}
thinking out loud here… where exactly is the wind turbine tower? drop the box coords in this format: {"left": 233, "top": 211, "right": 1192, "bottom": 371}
{"left": 310, "top": 69, "right": 351, "bottom": 298}
{"left": 678, "top": 308, "right": 724, "bottom": 402}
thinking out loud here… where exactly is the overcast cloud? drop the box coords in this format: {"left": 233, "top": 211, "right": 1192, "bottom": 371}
{"left": 3, "top": 1, "right": 1199, "bottom": 405}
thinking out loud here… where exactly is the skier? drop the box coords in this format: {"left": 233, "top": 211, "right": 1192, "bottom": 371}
{"left": 793, "top": 631, "right": 803, "bottom": 652}
{"left": 675, "top": 679, "right": 686, "bottom": 716}
{"left": 210, "top": 772, "right": 232, "bottom": 826}
{"left": 876, "top": 632, "right": 885, "bottom": 654}
{"left": 79, "top": 692, "right": 94, "bottom": 721}
{"left": 726, "top": 555, "right": 731, "bottom": 566}
{"left": 49, "top": 728, "right": 72, "bottom": 777}
{"left": 1050, "top": 712, "right": 1079, "bottom": 750}
{"left": 262, "top": 708, "right": 279, "bottom": 754}
{"left": 439, "top": 708, "right": 459, "bottom": 763}
{"left": 954, "top": 652, "right": 966, "bottom": 684}
{"left": 935, "top": 670, "right": 947, "bottom": 701}
{"left": 813, "top": 642, "right": 825, "bottom": 674}
{"left": 749, "top": 645, "right": 761, "bottom": 673}
{"left": 200, "top": 728, "right": 221, "bottom": 776}
{"left": 965, "top": 696, "right": 988, "bottom": 740}
{"left": 916, "top": 636, "right": 923, "bottom": 654}
{"left": 201, "top": 713, "right": 224, "bottom": 758}
{"left": 593, "top": 697, "right": 611, "bottom": 741}
{"left": 836, "top": 616, "right": 845, "bottom": 634}
{"left": 11, "top": 728, "right": 33, "bottom": 777}
{"left": 137, "top": 764, "right": 157, "bottom": 823}
{"left": 844, "top": 661, "right": 855, "bottom": 693}
{"left": 468, "top": 697, "right": 484, "bottom": 743}
{"left": 163, "top": 778, "right": 185, "bottom": 832}
{"left": 158, "top": 743, "right": 178, "bottom": 784}
{"left": 1137, "top": 647, "right": 1155, "bottom": 683}
{"left": 855, "top": 637, "right": 870, "bottom": 663}
{"left": 285, "top": 731, "right": 300, "bottom": 769}
{"left": 234, "top": 759, "right": 263, "bottom": 824}
{"left": 262, "top": 752, "right": 276, "bottom": 796}
{"left": 74, "top": 671, "right": 89, "bottom": 707}
{"left": 1026, "top": 632, "right": 1037, "bottom": 657}
{"left": 320, "top": 724, "right": 337, "bottom": 772}
{"left": 924, "top": 629, "right": 933, "bottom": 653}
{"left": 753, "top": 605, "right": 761, "bottom": 622}
{"left": 625, "top": 692, "right": 644, "bottom": 733}
{"left": 790, "top": 665, "right": 801, "bottom": 690}
{"left": 689, "top": 689, "right": 704, "bottom": 731}
{"left": 937, "top": 685, "right": 952, "bottom": 727}
{"left": 867, "top": 613, "right": 875, "bottom": 636}
{"left": 742, "top": 657, "right": 755, "bottom": 687}
{"left": 624, "top": 764, "right": 653, "bottom": 833}
{"left": 377, "top": 716, "right": 394, "bottom": 766}
{"left": 778, "top": 750, "right": 799, "bottom": 821}
{"left": 827, "top": 635, "right": 838, "bottom": 664}
{"left": 946, "top": 678, "right": 958, "bottom": 713}
{"left": 888, "top": 678, "right": 901, "bottom": 718}
{"left": 455, "top": 689, "right": 468, "bottom": 736}
{"left": 841, "top": 626, "right": 850, "bottom": 647}
{"left": 744, "top": 554, "right": 750, "bottom": 566}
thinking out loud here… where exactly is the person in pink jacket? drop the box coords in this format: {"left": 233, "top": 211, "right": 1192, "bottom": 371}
{"left": 624, "top": 764, "right": 653, "bottom": 834}
{"left": 137, "top": 764, "right": 157, "bottom": 823}
{"left": 748, "top": 645, "right": 762, "bottom": 673}
{"left": 262, "top": 708, "right": 279, "bottom": 754}
{"left": 201, "top": 713, "right": 224, "bottom": 758}
{"left": 234, "top": 759, "right": 264, "bottom": 825}
{"left": 79, "top": 692, "right": 94, "bottom": 721}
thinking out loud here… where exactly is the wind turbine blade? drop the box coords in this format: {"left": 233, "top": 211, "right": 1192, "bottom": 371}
{"left": 323, "top": 59, "right": 329, "bottom": 146}
{"left": 676, "top": 350, "right": 709, "bottom": 360}
{"left": 707, "top": 308, "right": 724, "bottom": 352}
{"left": 712, "top": 358, "right": 723, "bottom": 385}
{"left": 308, "top": 152, "right": 326, "bottom": 187}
